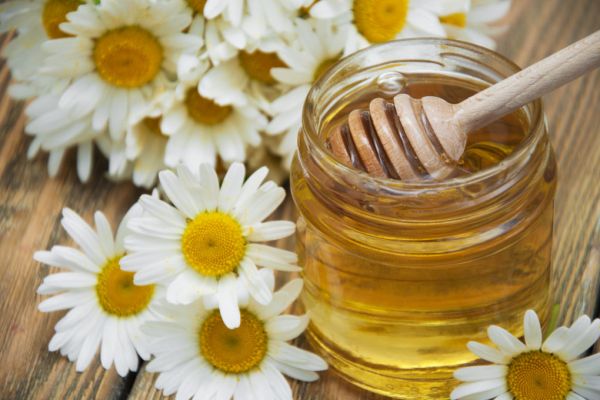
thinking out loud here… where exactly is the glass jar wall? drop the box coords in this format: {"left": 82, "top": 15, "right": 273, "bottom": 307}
{"left": 291, "top": 39, "right": 556, "bottom": 399}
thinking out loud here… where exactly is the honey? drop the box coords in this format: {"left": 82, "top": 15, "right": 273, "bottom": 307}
{"left": 291, "top": 39, "right": 556, "bottom": 399}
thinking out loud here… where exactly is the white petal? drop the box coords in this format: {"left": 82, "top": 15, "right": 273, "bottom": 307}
{"left": 524, "top": 309, "right": 542, "bottom": 350}
{"left": 38, "top": 291, "right": 95, "bottom": 312}
{"left": 487, "top": 325, "right": 526, "bottom": 357}
{"left": 268, "top": 358, "right": 319, "bottom": 382}
{"left": 454, "top": 365, "right": 507, "bottom": 382}
{"left": 38, "top": 272, "right": 96, "bottom": 292}
{"left": 570, "top": 353, "right": 600, "bottom": 375}
{"left": 237, "top": 186, "right": 285, "bottom": 225}
{"left": 269, "top": 342, "right": 327, "bottom": 371}
{"left": 234, "top": 166, "right": 268, "bottom": 211}
{"left": 217, "top": 274, "right": 241, "bottom": 329}
{"left": 542, "top": 326, "right": 570, "bottom": 353}
{"left": 558, "top": 319, "right": 600, "bottom": 361}
{"left": 266, "top": 315, "right": 309, "bottom": 341}
{"left": 572, "top": 385, "right": 600, "bottom": 400}
{"left": 255, "top": 279, "right": 303, "bottom": 320}
{"left": 450, "top": 379, "right": 507, "bottom": 400}
{"left": 246, "top": 221, "right": 296, "bottom": 242}
{"left": 204, "top": 0, "right": 228, "bottom": 19}
{"left": 573, "top": 375, "right": 600, "bottom": 392}
{"left": 262, "top": 361, "right": 293, "bottom": 400}
{"left": 166, "top": 270, "right": 217, "bottom": 304}
{"left": 94, "top": 211, "right": 115, "bottom": 257}
{"left": 239, "top": 258, "right": 272, "bottom": 305}
{"left": 76, "top": 315, "right": 104, "bottom": 372}
{"left": 218, "top": 162, "right": 245, "bottom": 213}
{"left": 246, "top": 244, "right": 299, "bottom": 271}
{"left": 34, "top": 247, "right": 98, "bottom": 273}
{"left": 109, "top": 90, "right": 128, "bottom": 141}
{"left": 566, "top": 392, "right": 586, "bottom": 400}
{"left": 159, "top": 170, "right": 200, "bottom": 218}
{"left": 467, "top": 341, "right": 510, "bottom": 364}
{"left": 138, "top": 194, "right": 187, "bottom": 228}
{"left": 100, "top": 318, "right": 118, "bottom": 369}
{"left": 61, "top": 208, "right": 106, "bottom": 265}
{"left": 198, "top": 164, "right": 220, "bottom": 211}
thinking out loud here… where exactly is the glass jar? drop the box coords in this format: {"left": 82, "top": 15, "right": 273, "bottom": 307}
{"left": 291, "top": 39, "right": 556, "bottom": 399}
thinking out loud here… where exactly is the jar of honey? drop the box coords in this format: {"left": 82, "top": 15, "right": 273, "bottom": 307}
{"left": 291, "top": 39, "right": 556, "bottom": 399}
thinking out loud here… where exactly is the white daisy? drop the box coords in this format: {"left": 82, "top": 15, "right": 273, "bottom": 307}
{"left": 144, "top": 277, "right": 327, "bottom": 400}
{"left": 0, "top": 0, "right": 86, "bottom": 99}
{"left": 441, "top": 0, "right": 512, "bottom": 50}
{"left": 25, "top": 92, "right": 97, "bottom": 181}
{"left": 452, "top": 310, "right": 600, "bottom": 400}
{"left": 309, "top": 0, "right": 456, "bottom": 54}
{"left": 267, "top": 18, "right": 347, "bottom": 168}
{"left": 198, "top": 38, "right": 288, "bottom": 108}
{"left": 35, "top": 206, "right": 164, "bottom": 376}
{"left": 160, "top": 75, "right": 266, "bottom": 171}
{"left": 40, "top": 0, "right": 201, "bottom": 142}
{"left": 120, "top": 162, "right": 298, "bottom": 329}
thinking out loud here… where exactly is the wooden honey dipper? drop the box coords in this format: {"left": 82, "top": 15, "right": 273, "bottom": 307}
{"left": 328, "top": 30, "right": 600, "bottom": 180}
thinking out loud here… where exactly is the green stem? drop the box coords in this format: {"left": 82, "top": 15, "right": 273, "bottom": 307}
{"left": 545, "top": 304, "right": 560, "bottom": 336}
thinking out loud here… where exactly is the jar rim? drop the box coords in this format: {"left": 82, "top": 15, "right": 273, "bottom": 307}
{"left": 302, "top": 38, "right": 545, "bottom": 191}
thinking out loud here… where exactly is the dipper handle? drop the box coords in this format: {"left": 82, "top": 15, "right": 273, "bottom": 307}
{"left": 454, "top": 30, "right": 600, "bottom": 133}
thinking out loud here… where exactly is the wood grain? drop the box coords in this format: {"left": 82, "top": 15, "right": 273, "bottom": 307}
{"left": 1, "top": 1, "right": 599, "bottom": 399}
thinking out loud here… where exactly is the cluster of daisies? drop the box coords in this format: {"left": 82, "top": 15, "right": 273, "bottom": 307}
{"left": 1, "top": 0, "right": 511, "bottom": 187}
{"left": 36, "top": 163, "right": 327, "bottom": 399}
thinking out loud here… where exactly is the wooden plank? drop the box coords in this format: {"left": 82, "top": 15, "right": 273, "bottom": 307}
{"left": 0, "top": 0, "right": 599, "bottom": 399}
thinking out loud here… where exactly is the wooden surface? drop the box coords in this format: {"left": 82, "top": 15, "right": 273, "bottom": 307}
{"left": 1, "top": 1, "right": 600, "bottom": 399}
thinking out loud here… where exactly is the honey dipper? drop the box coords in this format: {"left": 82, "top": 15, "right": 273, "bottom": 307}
{"left": 328, "top": 30, "right": 600, "bottom": 180}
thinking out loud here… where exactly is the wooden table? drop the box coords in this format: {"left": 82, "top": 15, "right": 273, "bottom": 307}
{"left": 1, "top": 1, "right": 599, "bottom": 399}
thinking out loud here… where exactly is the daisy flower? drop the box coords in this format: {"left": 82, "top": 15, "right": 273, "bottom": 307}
{"left": 452, "top": 310, "right": 600, "bottom": 400}
{"left": 198, "top": 38, "right": 288, "bottom": 108}
{"left": 25, "top": 92, "right": 97, "bottom": 181}
{"left": 35, "top": 206, "right": 163, "bottom": 376}
{"left": 120, "top": 162, "right": 298, "bottom": 329}
{"left": 309, "top": 0, "right": 457, "bottom": 54}
{"left": 267, "top": 18, "right": 347, "bottom": 167}
{"left": 41, "top": 0, "right": 201, "bottom": 142}
{"left": 0, "top": 0, "right": 86, "bottom": 99}
{"left": 441, "top": 0, "right": 512, "bottom": 50}
{"left": 160, "top": 77, "right": 266, "bottom": 171}
{"left": 144, "top": 277, "right": 328, "bottom": 400}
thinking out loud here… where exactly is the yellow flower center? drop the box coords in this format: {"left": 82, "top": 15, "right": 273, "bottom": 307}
{"left": 94, "top": 26, "right": 163, "bottom": 89}
{"left": 506, "top": 351, "right": 572, "bottom": 400}
{"left": 184, "top": 88, "right": 233, "bottom": 126}
{"left": 142, "top": 117, "right": 165, "bottom": 137}
{"left": 96, "top": 256, "right": 155, "bottom": 317}
{"left": 42, "top": 0, "right": 82, "bottom": 39}
{"left": 353, "top": 0, "right": 409, "bottom": 43}
{"left": 440, "top": 12, "right": 467, "bottom": 28}
{"left": 186, "top": 0, "right": 207, "bottom": 13}
{"left": 199, "top": 310, "right": 268, "bottom": 373}
{"left": 181, "top": 212, "right": 246, "bottom": 277}
{"left": 239, "top": 50, "right": 287, "bottom": 84}
{"left": 313, "top": 57, "right": 340, "bottom": 81}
